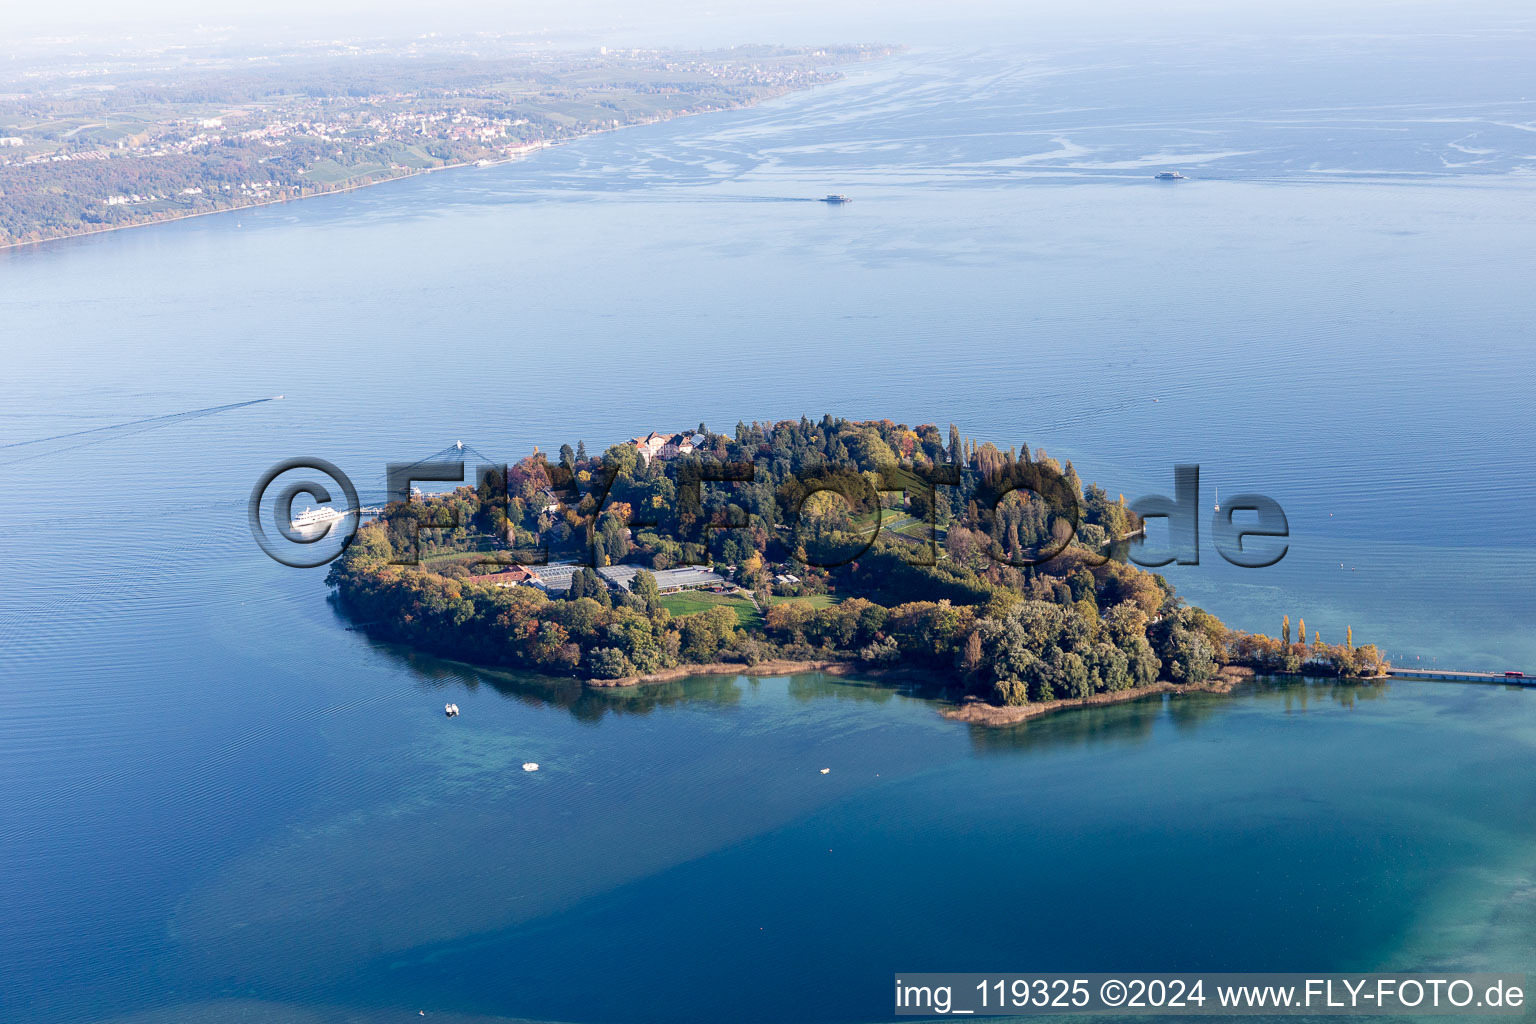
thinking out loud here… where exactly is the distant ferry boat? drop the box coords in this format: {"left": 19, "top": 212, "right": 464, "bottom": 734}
{"left": 1154, "top": 171, "right": 1186, "bottom": 181}
{"left": 291, "top": 505, "right": 346, "bottom": 531}
{"left": 821, "top": 194, "right": 852, "bottom": 203}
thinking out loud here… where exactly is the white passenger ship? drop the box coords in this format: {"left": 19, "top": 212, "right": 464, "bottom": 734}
{"left": 290, "top": 505, "right": 347, "bottom": 531}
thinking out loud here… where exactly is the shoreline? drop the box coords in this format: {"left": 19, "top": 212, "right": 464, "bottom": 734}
{"left": 0, "top": 169, "right": 436, "bottom": 253}
{"left": 0, "top": 83, "right": 811, "bottom": 253}
{"left": 588, "top": 659, "right": 869, "bottom": 687}
{"left": 590, "top": 662, "right": 1400, "bottom": 728}
{"left": 356, "top": 615, "right": 1391, "bottom": 728}
{"left": 590, "top": 660, "right": 1271, "bottom": 726}
{"left": 939, "top": 666, "right": 1256, "bottom": 727}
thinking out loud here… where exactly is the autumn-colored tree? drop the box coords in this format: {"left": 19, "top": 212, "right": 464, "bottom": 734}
{"left": 961, "top": 630, "right": 984, "bottom": 676}
{"left": 1298, "top": 618, "right": 1306, "bottom": 646}
{"left": 765, "top": 601, "right": 815, "bottom": 640}
{"left": 1346, "top": 625, "right": 1353, "bottom": 649}
{"left": 1282, "top": 615, "right": 1291, "bottom": 645}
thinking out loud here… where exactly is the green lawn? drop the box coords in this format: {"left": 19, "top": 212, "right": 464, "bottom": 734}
{"left": 302, "top": 159, "right": 396, "bottom": 185}
{"left": 659, "top": 590, "right": 763, "bottom": 628}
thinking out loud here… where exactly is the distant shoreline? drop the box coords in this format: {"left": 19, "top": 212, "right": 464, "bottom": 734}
{"left": 0, "top": 91, "right": 790, "bottom": 254}
{"left": 0, "top": 167, "right": 412, "bottom": 253}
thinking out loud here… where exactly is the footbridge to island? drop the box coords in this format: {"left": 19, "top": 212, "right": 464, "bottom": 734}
{"left": 1386, "top": 668, "right": 1532, "bottom": 686}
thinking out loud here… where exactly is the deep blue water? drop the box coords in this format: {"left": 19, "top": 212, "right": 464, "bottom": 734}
{"left": 2, "top": 35, "right": 1535, "bottom": 1024}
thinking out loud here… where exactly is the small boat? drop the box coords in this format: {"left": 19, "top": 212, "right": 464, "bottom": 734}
{"left": 819, "top": 768, "right": 830, "bottom": 774}
{"left": 444, "top": 703, "right": 459, "bottom": 717}
{"left": 522, "top": 762, "right": 540, "bottom": 771}
{"left": 1212, "top": 485, "right": 1219, "bottom": 512}
{"left": 820, "top": 194, "right": 852, "bottom": 204}
{"left": 1154, "top": 171, "right": 1186, "bottom": 181}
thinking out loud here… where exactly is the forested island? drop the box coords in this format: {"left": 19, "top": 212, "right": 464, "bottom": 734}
{"left": 327, "top": 417, "right": 1386, "bottom": 721}
{"left": 0, "top": 39, "right": 891, "bottom": 246}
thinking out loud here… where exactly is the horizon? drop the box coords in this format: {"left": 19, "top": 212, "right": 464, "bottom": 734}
{"left": 9, "top": 0, "right": 1536, "bottom": 54}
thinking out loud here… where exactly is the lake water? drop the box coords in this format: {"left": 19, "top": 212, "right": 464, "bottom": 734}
{"left": 2, "top": 37, "right": 1535, "bottom": 1024}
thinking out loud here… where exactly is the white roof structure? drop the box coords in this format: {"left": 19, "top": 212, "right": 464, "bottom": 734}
{"left": 598, "top": 565, "right": 726, "bottom": 593}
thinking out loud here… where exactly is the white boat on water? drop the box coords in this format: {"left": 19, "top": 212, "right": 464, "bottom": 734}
{"left": 445, "top": 703, "right": 460, "bottom": 717}
{"left": 290, "top": 505, "right": 346, "bottom": 531}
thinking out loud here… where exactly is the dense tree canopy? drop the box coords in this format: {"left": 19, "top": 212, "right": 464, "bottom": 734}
{"left": 328, "top": 416, "right": 1384, "bottom": 700}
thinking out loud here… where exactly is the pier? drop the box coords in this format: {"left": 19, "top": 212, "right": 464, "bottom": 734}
{"left": 1386, "top": 668, "right": 1531, "bottom": 686}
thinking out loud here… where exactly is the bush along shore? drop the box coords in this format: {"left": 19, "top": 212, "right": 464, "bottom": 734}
{"left": 327, "top": 416, "right": 1386, "bottom": 723}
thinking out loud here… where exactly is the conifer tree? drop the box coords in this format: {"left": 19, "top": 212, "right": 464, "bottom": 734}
{"left": 1063, "top": 460, "right": 1083, "bottom": 501}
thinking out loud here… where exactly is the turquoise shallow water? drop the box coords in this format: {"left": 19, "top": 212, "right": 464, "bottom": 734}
{"left": 2, "top": 36, "right": 1535, "bottom": 1024}
{"left": 17, "top": 662, "right": 1536, "bottom": 1024}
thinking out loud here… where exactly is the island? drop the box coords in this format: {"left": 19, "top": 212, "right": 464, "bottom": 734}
{"left": 0, "top": 38, "right": 893, "bottom": 247}
{"left": 327, "top": 416, "right": 1386, "bottom": 723}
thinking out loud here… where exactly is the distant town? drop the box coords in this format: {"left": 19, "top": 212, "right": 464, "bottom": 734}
{"left": 0, "top": 36, "right": 894, "bottom": 246}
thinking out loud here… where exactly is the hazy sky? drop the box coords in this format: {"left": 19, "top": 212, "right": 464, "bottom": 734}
{"left": 10, "top": 0, "right": 1533, "bottom": 52}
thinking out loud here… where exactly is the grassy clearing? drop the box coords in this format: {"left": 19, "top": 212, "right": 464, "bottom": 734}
{"left": 302, "top": 159, "right": 397, "bottom": 185}
{"left": 659, "top": 590, "right": 763, "bottom": 628}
